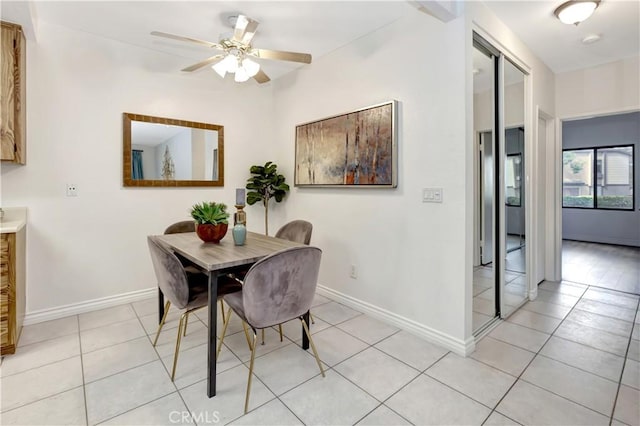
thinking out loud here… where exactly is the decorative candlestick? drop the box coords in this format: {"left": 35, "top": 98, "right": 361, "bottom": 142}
{"left": 234, "top": 188, "right": 247, "bottom": 226}
{"left": 234, "top": 205, "right": 246, "bottom": 226}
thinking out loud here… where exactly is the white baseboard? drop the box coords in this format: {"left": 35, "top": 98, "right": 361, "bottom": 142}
{"left": 316, "top": 285, "right": 476, "bottom": 356}
{"left": 23, "top": 288, "right": 157, "bottom": 326}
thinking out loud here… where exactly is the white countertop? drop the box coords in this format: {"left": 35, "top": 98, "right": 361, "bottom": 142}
{"left": 0, "top": 207, "right": 27, "bottom": 233}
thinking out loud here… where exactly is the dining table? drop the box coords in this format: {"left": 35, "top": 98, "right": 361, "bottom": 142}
{"left": 152, "top": 231, "right": 307, "bottom": 398}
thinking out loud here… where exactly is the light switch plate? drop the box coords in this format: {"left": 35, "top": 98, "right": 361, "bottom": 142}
{"left": 422, "top": 188, "right": 443, "bottom": 203}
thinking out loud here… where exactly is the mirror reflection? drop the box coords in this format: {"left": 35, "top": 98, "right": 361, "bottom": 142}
{"left": 503, "top": 59, "right": 527, "bottom": 317}
{"left": 123, "top": 113, "right": 224, "bottom": 187}
{"left": 472, "top": 39, "right": 497, "bottom": 333}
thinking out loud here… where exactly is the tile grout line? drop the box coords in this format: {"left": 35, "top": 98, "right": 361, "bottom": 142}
{"left": 227, "top": 318, "right": 413, "bottom": 424}
{"left": 512, "top": 284, "right": 637, "bottom": 415}
{"left": 77, "top": 314, "right": 90, "bottom": 426}
{"left": 480, "top": 282, "right": 599, "bottom": 423}
{"left": 608, "top": 298, "right": 640, "bottom": 425}
{"left": 83, "top": 301, "right": 207, "bottom": 424}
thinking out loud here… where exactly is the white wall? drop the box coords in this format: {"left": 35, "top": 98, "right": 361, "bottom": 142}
{"left": 273, "top": 10, "right": 470, "bottom": 349}
{"left": 556, "top": 57, "right": 640, "bottom": 118}
{"left": 0, "top": 21, "right": 275, "bottom": 314}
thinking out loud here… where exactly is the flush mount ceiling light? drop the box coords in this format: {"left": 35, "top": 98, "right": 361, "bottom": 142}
{"left": 554, "top": 0, "right": 600, "bottom": 25}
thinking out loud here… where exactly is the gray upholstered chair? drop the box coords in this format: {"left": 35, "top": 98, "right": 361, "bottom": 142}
{"left": 275, "top": 220, "right": 313, "bottom": 245}
{"left": 275, "top": 220, "right": 316, "bottom": 336}
{"left": 147, "top": 236, "right": 241, "bottom": 381}
{"left": 164, "top": 220, "right": 196, "bottom": 234}
{"left": 216, "top": 246, "right": 325, "bottom": 414}
{"left": 162, "top": 219, "right": 229, "bottom": 333}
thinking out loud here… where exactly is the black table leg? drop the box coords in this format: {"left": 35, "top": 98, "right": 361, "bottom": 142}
{"left": 207, "top": 271, "right": 219, "bottom": 398}
{"left": 302, "top": 311, "right": 310, "bottom": 350}
{"left": 158, "top": 288, "right": 164, "bottom": 324}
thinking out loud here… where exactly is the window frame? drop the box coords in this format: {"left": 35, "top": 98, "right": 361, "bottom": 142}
{"left": 562, "top": 143, "right": 635, "bottom": 211}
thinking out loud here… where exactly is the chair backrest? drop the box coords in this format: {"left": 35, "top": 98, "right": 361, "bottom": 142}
{"left": 164, "top": 220, "right": 196, "bottom": 235}
{"left": 242, "top": 246, "right": 322, "bottom": 329}
{"left": 147, "top": 236, "right": 190, "bottom": 309}
{"left": 275, "top": 220, "right": 313, "bottom": 245}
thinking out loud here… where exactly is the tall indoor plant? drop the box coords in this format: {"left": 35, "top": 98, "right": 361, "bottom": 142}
{"left": 246, "top": 162, "right": 290, "bottom": 235}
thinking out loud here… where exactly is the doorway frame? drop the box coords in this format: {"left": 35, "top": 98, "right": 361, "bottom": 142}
{"left": 552, "top": 106, "right": 640, "bottom": 283}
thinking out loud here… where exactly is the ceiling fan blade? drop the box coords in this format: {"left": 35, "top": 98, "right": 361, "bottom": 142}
{"left": 151, "top": 31, "right": 222, "bottom": 49}
{"left": 233, "top": 15, "right": 260, "bottom": 45}
{"left": 253, "top": 48, "right": 312, "bottom": 64}
{"left": 253, "top": 69, "right": 271, "bottom": 84}
{"left": 181, "top": 55, "right": 225, "bottom": 72}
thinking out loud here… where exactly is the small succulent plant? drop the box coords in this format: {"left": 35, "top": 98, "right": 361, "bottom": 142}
{"left": 190, "top": 202, "right": 229, "bottom": 225}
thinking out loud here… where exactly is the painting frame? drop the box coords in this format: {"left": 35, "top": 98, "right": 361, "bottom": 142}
{"left": 294, "top": 100, "right": 398, "bottom": 188}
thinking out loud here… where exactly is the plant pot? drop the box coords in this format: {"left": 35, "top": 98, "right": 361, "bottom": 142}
{"left": 196, "top": 223, "right": 228, "bottom": 243}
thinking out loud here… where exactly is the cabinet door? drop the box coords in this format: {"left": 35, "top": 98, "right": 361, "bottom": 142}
{"left": 1, "top": 22, "right": 25, "bottom": 164}
{"left": 1, "top": 233, "right": 16, "bottom": 354}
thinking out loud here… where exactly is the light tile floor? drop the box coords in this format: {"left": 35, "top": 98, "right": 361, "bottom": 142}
{"left": 563, "top": 240, "right": 640, "bottom": 294}
{"left": 2, "top": 282, "right": 639, "bottom": 426}
{"left": 473, "top": 266, "right": 528, "bottom": 332}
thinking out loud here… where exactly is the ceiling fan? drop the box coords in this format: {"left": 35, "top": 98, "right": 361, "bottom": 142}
{"left": 151, "top": 14, "right": 312, "bottom": 84}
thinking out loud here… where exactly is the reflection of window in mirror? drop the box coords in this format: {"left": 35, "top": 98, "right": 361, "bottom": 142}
{"left": 123, "top": 113, "right": 224, "bottom": 187}
{"left": 506, "top": 154, "right": 522, "bottom": 206}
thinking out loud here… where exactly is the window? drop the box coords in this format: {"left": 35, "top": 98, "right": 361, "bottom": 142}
{"left": 563, "top": 145, "right": 634, "bottom": 210}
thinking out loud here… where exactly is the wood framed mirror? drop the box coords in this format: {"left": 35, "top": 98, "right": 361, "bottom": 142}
{"left": 123, "top": 113, "right": 224, "bottom": 187}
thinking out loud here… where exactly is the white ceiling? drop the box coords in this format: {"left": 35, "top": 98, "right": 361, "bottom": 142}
{"left": 484, "top": 0, "right": 640, "bottom": 73}
{"left": 1, "top": 1, "right": 638, "bottom": 81}
{"left": 11, "top": 1, "right": 415, "bottom": 82}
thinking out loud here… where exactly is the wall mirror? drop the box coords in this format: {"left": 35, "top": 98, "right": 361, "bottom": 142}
{"left": 123, "top": 113, "right": 224, "bottom": 187}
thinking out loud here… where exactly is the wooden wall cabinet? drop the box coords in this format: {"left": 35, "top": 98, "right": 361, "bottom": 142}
{"left": 1, "top": 21, "right": 26, "bottom": 164}
{"left": 1, "top": 228, "right": 26, "bottom": 355}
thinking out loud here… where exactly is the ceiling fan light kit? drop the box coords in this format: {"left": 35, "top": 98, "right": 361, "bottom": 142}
{"left": 152, "top": 14, "right": 312, "bottom": 84}
{"left": 554, "top": 0, "right": 600, "bottom": 25}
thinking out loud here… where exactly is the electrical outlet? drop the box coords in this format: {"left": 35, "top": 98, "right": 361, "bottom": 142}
{"left": 66, "top": 184, "right": 78, "bottom": 197}
{"left": 350, "top": 264, "right": 357, "bottom": 279}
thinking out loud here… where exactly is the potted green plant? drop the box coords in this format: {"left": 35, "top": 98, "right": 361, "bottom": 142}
{"left": 246, "top": 161, "right": 290, "bottom": 236}
{"left": 190, "top": 201, "right": 230, "bottom": 243}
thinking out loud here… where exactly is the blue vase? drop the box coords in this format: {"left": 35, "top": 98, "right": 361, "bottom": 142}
{"left": 232, "top": 224, "right": 246, "bottom": 246}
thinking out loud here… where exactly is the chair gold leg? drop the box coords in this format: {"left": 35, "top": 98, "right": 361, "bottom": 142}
{"left": 220, "top": 299, "right": 226, "bottom": 324}
{"left": 216, "top": 308, "right": 233, "bottom": 361}
{"left": 153, "top": 301, "right": 171, "bottom": 347}
{"left": 244, "top": 331, "right": 258, "bottom": 414}
{"left": 301, "top": 319, "right": 325, "bottom": 377}
{"left": 242, "top": 321, "right": 253, "bottom": 351}
{"left": 171, "top": 312, "right": 187, "bottom": 381}
{"left": 310, "top": 312, "right": 315, "bottom": 324}
{"left": 183, "top": 313, "right": 189, "bottom": 337}
{"left": 278, "top": 324, "right": 283, "bottom": 342}
{"left": 261, "top": 329, "right": 265, "bottom": 345}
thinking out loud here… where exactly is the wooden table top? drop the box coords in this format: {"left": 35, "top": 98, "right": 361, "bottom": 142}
{"left": 153, "top": 231, "right": 303, "bottom": 272}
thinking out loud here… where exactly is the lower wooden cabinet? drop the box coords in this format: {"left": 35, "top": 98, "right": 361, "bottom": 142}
{"left": 1, "top": 229, "right": 25, "bottom": 355}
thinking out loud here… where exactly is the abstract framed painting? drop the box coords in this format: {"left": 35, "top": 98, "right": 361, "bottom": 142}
{"left": 294, "top": 100, "right": 398, "bottom": 187}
